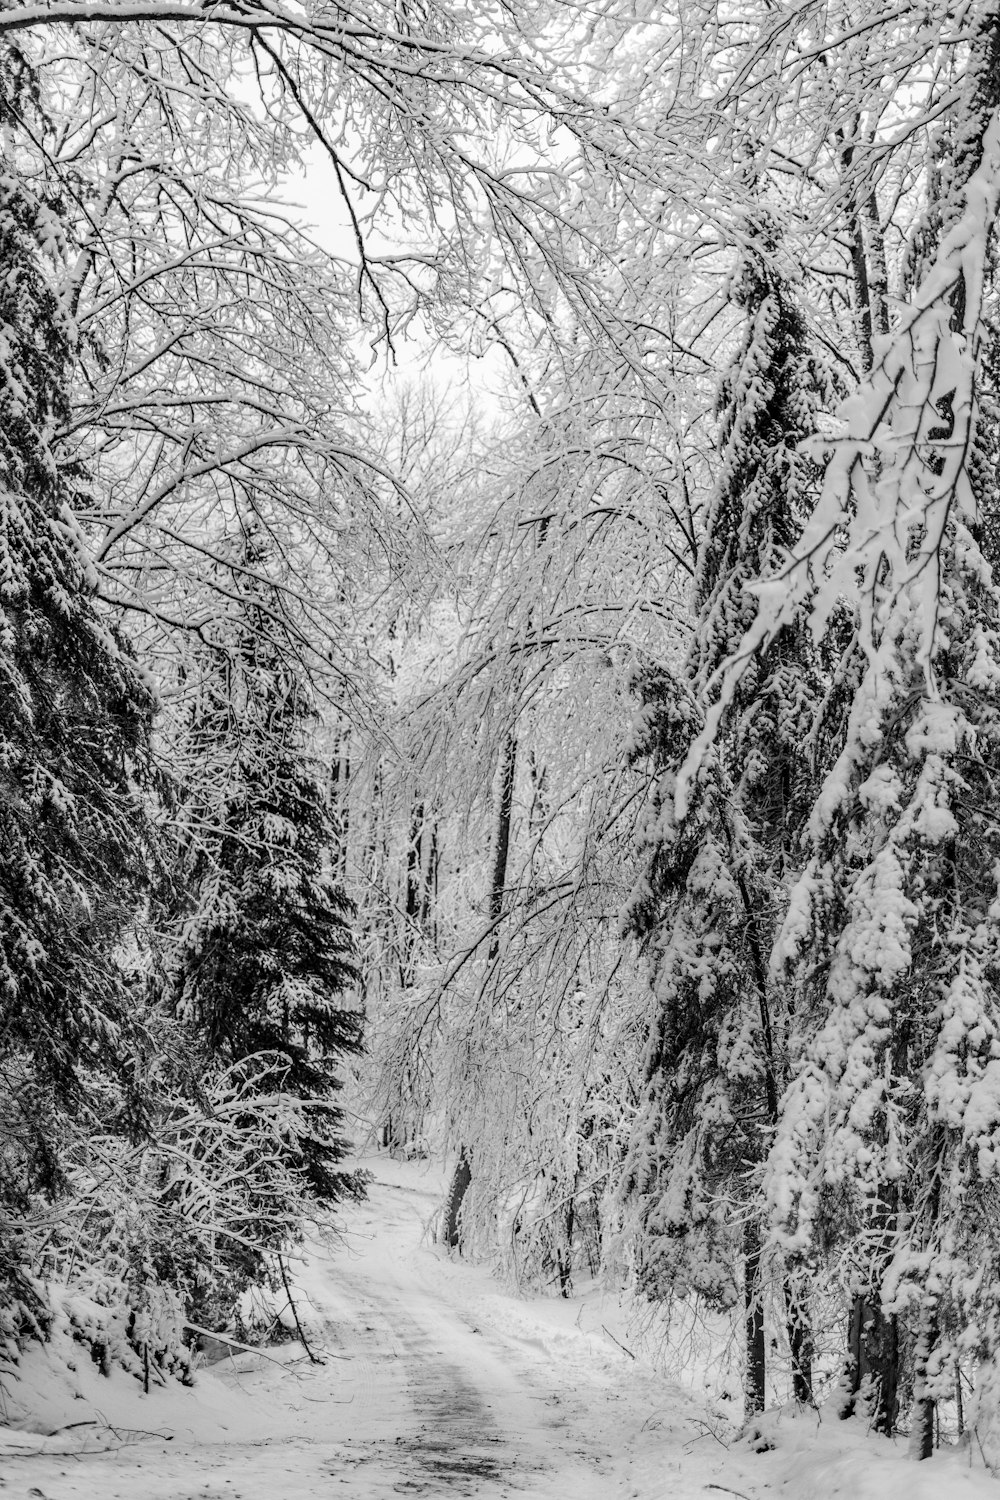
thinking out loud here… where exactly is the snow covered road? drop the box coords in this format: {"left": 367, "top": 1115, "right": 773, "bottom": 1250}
{"left": 6, "top": 1156, "right": 999, "bottom": 1500}
{"left": 317, "top": 1168, "right": 658, "bottom": 1498}
{"left": 0, "top": 1155, "right": 760, "bottom": 1500}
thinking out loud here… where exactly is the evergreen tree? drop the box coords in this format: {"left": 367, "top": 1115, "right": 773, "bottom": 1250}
{"left": 623, "top": 241, "right": 833, "bottom": 1416}
{"left": 761, "top": 35, "right": 1000, "bottom": 1447}
{"left": 764, "top": 448, "right": 1000, "bottom": 1445}
{"left": 161, "top": 545, "right": 364, "bottom": 1301}
{"left": 0, "top": 45, "right": 157, "bottom": 1335}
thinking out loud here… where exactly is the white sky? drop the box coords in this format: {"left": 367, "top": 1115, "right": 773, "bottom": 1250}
{"left": 277, "top": 143, "right": 521, "bottom": 423}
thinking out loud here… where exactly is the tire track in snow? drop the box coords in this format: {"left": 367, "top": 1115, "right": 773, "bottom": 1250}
{"left": 315, "top": 1176, "right": 619, "bottom": 1497}
{"left": 326, "top": 1267, "right": 540, "bottom": 1496}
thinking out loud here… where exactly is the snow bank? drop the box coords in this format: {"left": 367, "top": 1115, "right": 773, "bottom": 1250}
{"left": 748, "top": 1404, "right": 998, "bottom": 1500}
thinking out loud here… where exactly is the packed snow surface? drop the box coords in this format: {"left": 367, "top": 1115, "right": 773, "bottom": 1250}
{"left": 1, "top": 1154, "right": 997, "bottom": 1499}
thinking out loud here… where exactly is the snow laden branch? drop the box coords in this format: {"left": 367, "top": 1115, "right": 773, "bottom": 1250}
{"left": 676, "top": 108, "right": 1000, "bottom": 821}
{"left": 0, "top": 0, "right": 522, "bottom": 67}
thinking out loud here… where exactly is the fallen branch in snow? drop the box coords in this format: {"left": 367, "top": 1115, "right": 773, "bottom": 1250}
{"left": 601, "top": 1325, "right": 636, "bottom": 1360}
{"left": 2, "top": 1421, "right": 177, "bottom": 1455}
{"left": 278, "top": 1254, "right": 324, "bottom": 1365}
{"left": 185, "top": 1321, "right": 306, "bottom": 1367}
{"left": 185, "top": 1319, "right": 351, "bottom": 1369}
{"left": 686, "top": 1417, "right": 731, "bottom": 1450}
{"left": 706, "top": 1486, "right": 753, "bottom": 1499}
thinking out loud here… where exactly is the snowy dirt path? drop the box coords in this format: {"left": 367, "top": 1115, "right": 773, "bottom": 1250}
{"left": 0, "top": 1157, "right": 767, "bottom": 1500}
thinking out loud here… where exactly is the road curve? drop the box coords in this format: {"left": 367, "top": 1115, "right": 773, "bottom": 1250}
{"left": 315, "top": 1169, "right": 618, "bottom": 1497}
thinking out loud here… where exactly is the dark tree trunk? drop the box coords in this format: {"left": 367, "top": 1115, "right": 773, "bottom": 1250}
{"left": 784, "top": 1277, "right": 814, "bottom": 1405}
{"left": 744, "top": 1219, "right": 766, "bottom": 1421}
{"left": 844, "top": 1297, "right": 899, "bottom": 1435}
{"left": 845, "top": 1293, "right": 865, "bottom": 1412}
{"left": 330, "top": 729, "right": 350, "bottom": 879}
{"left": 862, "top": 189, "right": 890, "bottom": 341}
{"left": 846, "top": 198, "right": 875, "bottom": 372}
{"left": 442, "top": 1150, "right": 472, "bottom": 1250}
{"left": 908, "top": 1311, "right": 937, "bottom": 1461}
{"left": 488, "top": 727, "right": 518, "bottom": 933}
{"left": 402, "top": 800, "right": 426, "bottom": 985}
{"left": 557, "top": 1193, "right": 575, "bottom": 1298}
{"left": 837, "top": 120, "right": 891, "bottom": 374}
{"left": 731, "top": 851, "right": 782, "bottom": 1418}
{"left": 445, "top": 728, "right": 517, "bottom": 1252}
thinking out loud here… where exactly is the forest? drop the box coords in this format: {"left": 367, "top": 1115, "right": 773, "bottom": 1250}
{"left": 2, "top": 0, "right": 1000, "bottom": 1473}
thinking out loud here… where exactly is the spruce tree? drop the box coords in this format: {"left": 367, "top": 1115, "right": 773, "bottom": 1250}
{"left": 0, "top": 45, "right": 157, "bottom": 1332}
{"left": 762, "top": 30, "right": 1000, "bottom": 1445}
{"left": 623, "top": 240, "right": 833, "bottom": 1415}
{"left": 765, "top": 435, "right": 1000, "bottom": 1445}
{"left": 162, "top": 546, "right": 364, "bottom": 1301}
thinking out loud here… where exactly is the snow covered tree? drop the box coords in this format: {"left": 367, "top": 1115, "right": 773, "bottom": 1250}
{"left": 676, "top": 14, "right": 1000, "bottom": 1449}
{"left": 342, "top": 317, "right": 684, "bottom": 1280}
{"left": 623, "top": 239, "right": 835, "bottom": 1416}
{"left": 0, "top": 42, "right": 157, "bottom": 1336}
{"left": 159, "top": 542, "right": 363, "bottom": 1306}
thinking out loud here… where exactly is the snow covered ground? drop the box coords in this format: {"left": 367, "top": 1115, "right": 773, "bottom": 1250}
{"left": 2, "top": 1154, "right": 998, "bottom": 1499}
